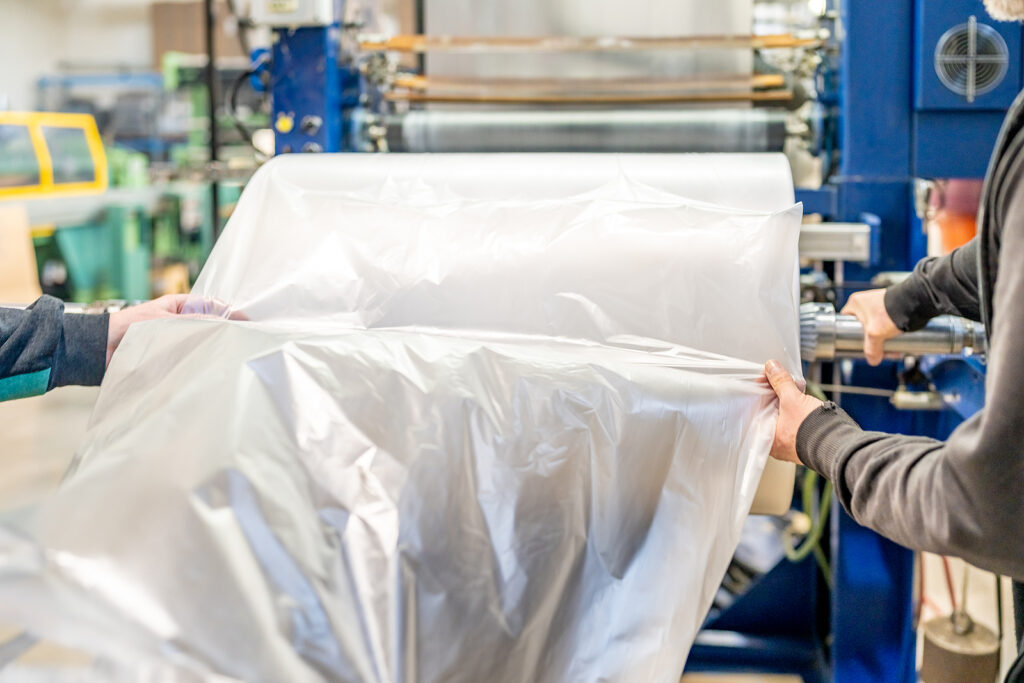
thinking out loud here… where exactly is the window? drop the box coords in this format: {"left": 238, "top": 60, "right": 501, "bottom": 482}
{"left": 0, "top": 125, "right": 41, "bottom": 188}
{"left": 42, "top": 126, "right": 96, "bottom": 185}
{"left": 0, "top": 112, "right": 107, "bottom": 199}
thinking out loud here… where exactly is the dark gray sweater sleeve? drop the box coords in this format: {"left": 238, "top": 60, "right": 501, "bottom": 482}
{"left": 883, "top": 238, "right": 981, "bottom": 331}
{"left": 796, "top": 190, "right": 1024, "bottom": 581}
{"left": 0, "top": 296, "right": 109, "bottom": 400}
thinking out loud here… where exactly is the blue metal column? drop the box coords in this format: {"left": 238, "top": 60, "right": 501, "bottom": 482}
{"left": 832, "top": 1, "right": 918, "bottom": 681}
{"left": 271, "top": 25, "right": 342, "bottom": 154}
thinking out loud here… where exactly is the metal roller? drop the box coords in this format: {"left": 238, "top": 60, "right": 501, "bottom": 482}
{"left": 800, "top": 302, "right": 987, "bottom": 362}
{"left": 384, "top": 108, "right": 788, "bottom": 153}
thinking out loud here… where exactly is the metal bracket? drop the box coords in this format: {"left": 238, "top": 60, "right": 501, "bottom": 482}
{"left": 798, "top": 222, "right": 872, "bottom": 262}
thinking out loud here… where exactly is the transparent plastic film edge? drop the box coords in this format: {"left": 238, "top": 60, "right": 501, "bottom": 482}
{"left": 0, "top": 111, "right": 108, "bottom": 200}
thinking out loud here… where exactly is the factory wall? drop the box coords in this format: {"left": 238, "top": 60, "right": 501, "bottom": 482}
{"left": 0, "top": 0, "right": 152, "bottom": 111}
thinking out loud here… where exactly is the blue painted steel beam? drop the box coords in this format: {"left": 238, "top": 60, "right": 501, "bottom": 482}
{"left": 271, "top": 26, "right": 342, "bottom": 154}
{"left": 831, "top": 510, "right": 917, "bottom": 683}
{"left": 795, "top": 187, "right": 838, "bottom": 217}
{"left": 833, "top": 1, "right": 919, "bottom": 681}
{"left": 914, "top": 111, "right": 1007, "bottom": 178}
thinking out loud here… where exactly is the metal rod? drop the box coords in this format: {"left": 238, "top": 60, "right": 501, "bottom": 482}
{"left": 384, "top": 89, "right": 794, "bottom": 105}
{"left": 204, "top": 0, "right": 221, "bottom": 241}
{"left": 391, "top": 73, "right": 787, "bottom": 94}
{"left": 801, "top": 302, "right": 987, "bottom": 361}
{"left": 951, "top": 564, "right": 974, "bottom": 636}
{"left": 996, "top": 573, "right": 1004, "bottom": 641}
{"left": 814, "top": 383, "right": 895, "bottom": 398}
{"left": 360, "top": 33, "right": 824, "bottom": 54}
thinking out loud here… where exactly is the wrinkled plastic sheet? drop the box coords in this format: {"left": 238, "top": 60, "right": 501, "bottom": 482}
{"left": 0, "top": 154, "right": 803, "bottom": 682}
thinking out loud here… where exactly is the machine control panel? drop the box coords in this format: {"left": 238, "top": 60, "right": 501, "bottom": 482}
{"left": 252, "top": 0, "right": 337, "bottom": 27}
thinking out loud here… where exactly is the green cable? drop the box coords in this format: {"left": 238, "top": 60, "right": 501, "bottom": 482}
{"left": 783, "top": 469, "right": 834, "bottom": 590}
{"left": 783, "top": 470, "right": 831, "bottom": 562}
{"left": 813, "top": 543, "right": 834, "bottom": 589}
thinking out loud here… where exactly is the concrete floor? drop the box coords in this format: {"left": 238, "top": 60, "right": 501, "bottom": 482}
{"left": 0, "top": 387, "right": 1017, "bottom": 681}
{"left": 0, "top": 387, "right": 98, "bottom": 677}
{"left": 0, "top": 386, "right": 97, "bottom": 512}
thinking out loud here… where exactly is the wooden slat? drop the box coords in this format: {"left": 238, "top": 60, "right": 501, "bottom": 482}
{"left": 360, "top": 33, "right": 823, "bottom": 53}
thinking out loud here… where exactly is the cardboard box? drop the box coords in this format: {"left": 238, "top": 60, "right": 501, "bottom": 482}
{"left": 151, "top": 1, "right": 244, "bottom": 67}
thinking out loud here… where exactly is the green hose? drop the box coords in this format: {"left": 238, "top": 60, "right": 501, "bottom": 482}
{"left": 783, "top": 464, "right": 834, "bottom": 586}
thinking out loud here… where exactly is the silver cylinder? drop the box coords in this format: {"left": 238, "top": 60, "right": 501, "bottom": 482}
{"left": 385, "top": 108, "right": 788, "bottom": 153}
{"left": 800, "top": 302, "right": 987, "bottom": 362}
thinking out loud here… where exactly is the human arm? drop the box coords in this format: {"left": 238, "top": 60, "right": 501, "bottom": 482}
{"left": 842, "top": 238, "right": 982, "bottom": 366}
{"left": 0, "top": 294, "right": 191, "bottom": 401}
{"left": 767, "top": 188, "right": 1024, "bottom": 581}
{"left": 0, "top": 296, "right": 108, "bottom": 400}
{"left": 882, "top": 237, "right": 982, "bottom": 329}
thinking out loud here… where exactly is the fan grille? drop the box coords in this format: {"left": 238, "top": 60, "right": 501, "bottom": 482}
{"left": 934, "top": 16, "right": 1009, "bottom": 102}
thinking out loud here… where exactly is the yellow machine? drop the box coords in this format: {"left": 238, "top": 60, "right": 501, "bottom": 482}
{"left": 0, "top": 112, "right": 107, "bottom": 201}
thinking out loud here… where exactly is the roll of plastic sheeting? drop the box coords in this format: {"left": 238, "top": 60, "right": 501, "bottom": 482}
{"left": 386, "top": 108, "right": 789, "bottom": 154}
{"left": 0, "top": 153, "right": 802, "bottom": 682}
{"left": 206, "top": 152, "right": 796, "bottom": 212}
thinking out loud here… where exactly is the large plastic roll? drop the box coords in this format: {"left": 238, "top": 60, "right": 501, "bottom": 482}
{"left": 386, "top": 108, "right": 788, "bottom": 154}
{"left": 233, "top": 152, "right": 795, "bottom": 213}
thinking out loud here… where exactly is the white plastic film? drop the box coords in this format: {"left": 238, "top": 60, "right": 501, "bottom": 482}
{"left": 0, "top": 153, "right": 802, "bottom": 682}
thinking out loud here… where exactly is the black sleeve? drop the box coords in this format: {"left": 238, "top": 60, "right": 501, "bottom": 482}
{"left": 883, "top": 238, "right": 982, "bottom": 332}
{"left": 795, "top": 178, "right": 1024, "bottom": 581}
{"left": 0, "top": 296, "right": 109, "bottom": 399}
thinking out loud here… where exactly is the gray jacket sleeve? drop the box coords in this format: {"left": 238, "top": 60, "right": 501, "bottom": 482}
{"left": 796, "top": 188, "right": 1024, "bottom": 581}
{"left": 883, "top": 238, "right": 981, "bottom": 330}
{"left": 0, "top": 296, "right": 108, "bottom": 401}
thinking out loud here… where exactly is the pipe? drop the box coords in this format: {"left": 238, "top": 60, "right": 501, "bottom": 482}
{"left": 800, "top": 302, "right": 987, "bottom": 362}
{"left": 385, "top": 90, "right": 794, "bottom": 106}
{"left": 391, "top": 73, "right": 788, "bottom": 94}
{"left": 385, "top": 108, "right": 788, "bottom": 153}
{"left": 204, "top": 0, "right": 221, "bottom": 240}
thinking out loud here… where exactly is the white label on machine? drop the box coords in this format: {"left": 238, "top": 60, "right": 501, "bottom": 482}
{"left": 267, "top": 0, "right": 299, "bottom": 12}
{"left": 254, "top": 0, "right": 334, "bottom": 25}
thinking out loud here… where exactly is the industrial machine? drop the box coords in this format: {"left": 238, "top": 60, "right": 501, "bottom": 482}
{"left": 236, "top": 0, "right": 1013, "bottom": 680}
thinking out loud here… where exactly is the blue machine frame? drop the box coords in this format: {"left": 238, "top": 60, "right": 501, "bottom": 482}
{"left": 788, "top": 1, "right": 1014, "bottom": 681}
{"left": 261, "top": 0, "right": 1016, "bottom": 679}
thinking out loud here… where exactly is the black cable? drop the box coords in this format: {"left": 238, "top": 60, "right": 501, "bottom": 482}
{"left": 997, "top": 573, "right": 1004, "bottom": 641}
{"left": 229, "top": 66, "right": 258, "bottom": 144}
{"left": 228, "top": 57, "right": 270, "bottom": 155}
{"left": 415, "top": 0, "right": 425, "bottom": 75}
{"left": 204, "top": 0, "right": 221, "bottom": 241}
{"left": 224, "top": 0, "right": 252, "bottom": 57}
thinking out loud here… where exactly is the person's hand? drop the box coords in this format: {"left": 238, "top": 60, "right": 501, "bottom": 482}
{"left": 106, "top": 295, "right": 189, "bottom": 367}
{"left": 764, "top": 360, "right": 823, "bottom": 464}
{"left": 841, "top": 289, "right": 901, "bottom": 366}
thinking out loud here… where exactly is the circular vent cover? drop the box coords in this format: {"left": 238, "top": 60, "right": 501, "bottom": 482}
{"left": 934, "top": 16, "right": 1009, "bottom": 102}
